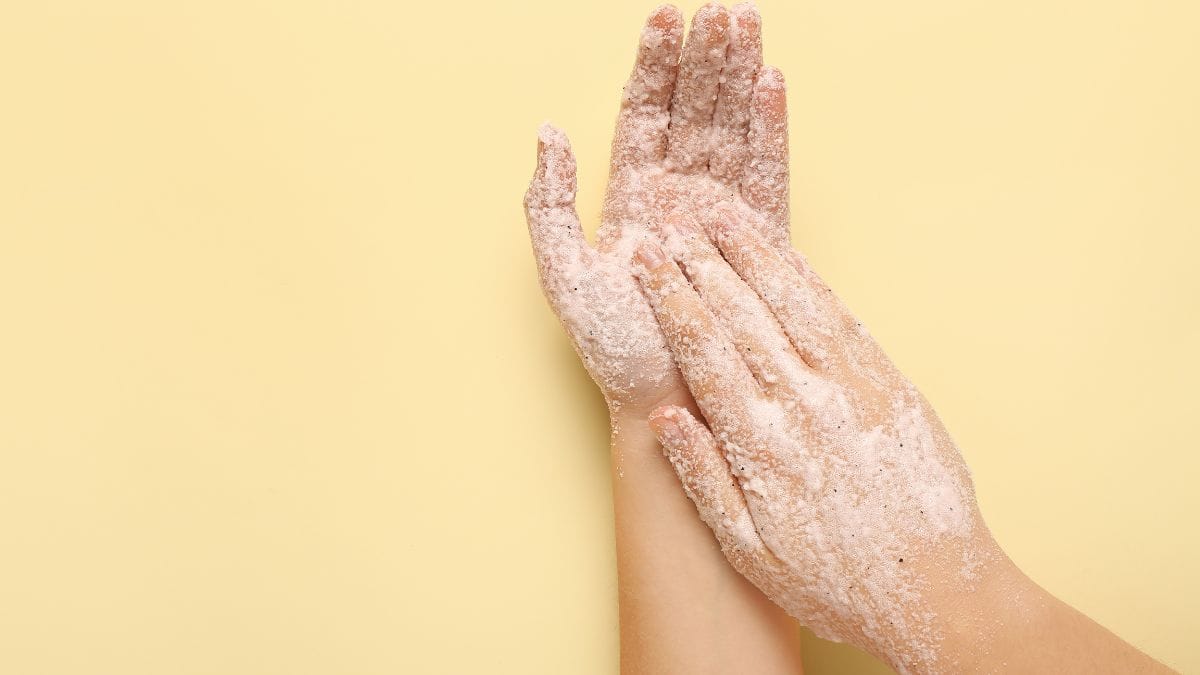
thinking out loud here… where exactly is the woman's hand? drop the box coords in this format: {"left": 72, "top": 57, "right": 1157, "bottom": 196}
{"left": 635, "top": 215, "right": 990, "bottom": 669}
{"left": 524, "top": 3, "right": 790, "bottom": 422}
{"left": 636, "top": 215, "right": 1173, "bottom": 674}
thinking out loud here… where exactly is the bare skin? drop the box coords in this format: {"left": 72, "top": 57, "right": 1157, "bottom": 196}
{"left": 524, "top": 4, "right": 803, "bottom": 673}
{"left": 633, "top": 217, "right": 1176, "bottom": 675}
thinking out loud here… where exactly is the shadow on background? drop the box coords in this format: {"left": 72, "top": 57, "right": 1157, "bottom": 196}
{"left": 800, "top": 629, "right": 892, "bottom": 674}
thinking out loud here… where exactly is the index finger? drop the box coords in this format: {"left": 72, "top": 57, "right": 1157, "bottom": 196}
{"left": 634, "top": 242, "right": 762, "bottom": 431}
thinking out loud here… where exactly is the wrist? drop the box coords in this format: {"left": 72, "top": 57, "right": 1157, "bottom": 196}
{"left": 605, "top": 401, "right": 805, "bottom": 675}
{"left": 921, "top": 547, "right": 1048, "bottom": 673}
{"left": 609, "top": 407, "right": 654, "bottom": 439}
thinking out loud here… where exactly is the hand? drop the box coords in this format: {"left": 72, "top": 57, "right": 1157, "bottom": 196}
{"left": 635, "top": 216, "right": 1176, "bottom": 674}
{"left": 524, "top": 2, "right": 790, "bottom": 421}
{"left": 635, "top": 216, "right": 998, "bottom": 670}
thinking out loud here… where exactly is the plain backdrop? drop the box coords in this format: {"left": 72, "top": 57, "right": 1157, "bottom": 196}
{"left": 0, "top": 0, "right": 1197, "bottom": 673}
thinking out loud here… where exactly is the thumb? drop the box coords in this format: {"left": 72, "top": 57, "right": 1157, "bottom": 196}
{"left": 523, "top": 123, "right": 595, "bottom": 307}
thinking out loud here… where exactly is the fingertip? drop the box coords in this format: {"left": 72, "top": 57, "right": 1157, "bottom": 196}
{"left": 634, "top": 241, "right": 670, "bottom": 274}
{"left": 659, "top": 211, "right": 699, "bottom": 242}
{"left": 711, "top": 200, "right": 739, "bottom": 221}
{"left": 648, "top": 403, "right": 679, "bottom": 421}
{"left": 756, "top": 65, "right": 785, "bottom": 90}
{"left": 648, "top": 404, "right": 686, "bottom": 441}
{"left": 536, "top": 122, "right": 572, "bottom": 155}
{"left": 660, "top": 211, "right": 689, "bottom": 232}
{"left": 529, "top": 123, "right": 576, "bottom": 203}
{"left": 646, "top": 4, "right": 684, "bottom": 32}
{"left": 731, "top": 4, "right": 763, "bottom": 60}
{"left": 732, "top": 1, "right": 761, "bottom": 19}
{"left": 731, "top": 2, "right": 762, "bottom": 34}
{"left": 665, "top": 217, "right": 722, "bottom": 269}
{"left": 650, "top": 405, "right": 707, "bottom": 464}
{"left": 640, "top": 7, "right": 683, "bottom": 62}
{"left": 692, "top": 2, "right": 731, "bottom": 39}
{"left": 753, "top": 66, "right": 788, "bottom": 115}
{"left": 698, "top": 202, "right": 737, "bottom": 240}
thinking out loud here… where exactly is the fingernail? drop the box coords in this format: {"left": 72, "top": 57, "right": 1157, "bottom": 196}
{"left": 636, "top": 242, "right": 668, "bottom": 270}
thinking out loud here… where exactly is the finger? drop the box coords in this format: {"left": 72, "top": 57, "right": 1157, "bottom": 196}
{"left": 664, "top": 4, "right": 731, "bottom": 173}
{"left": 650, "top": 405, "right": 776, "bottom": 565}
{"left": 633, "top": 241, "right": 761, "bottom": 423}
{"left": 661, "top": 217, "right": 814, "bottom": 400}
{"left": 711, "top": 205, "right": 882, "bottom": 371}
{"left": 784, "top": 246, "right": 898, "bottom": 374}
{"left": 708, "top": 3, "right": 761, "bottom": 185}
{"left": 708, "top": 217, "right": 846, "bottom": 372}
{"left": 742, "top": 66, "right": 789, "bottom": 226}
{"left": 524, "top": 124, "right": 596, "bottom": 305}
{"left": 611, "top": 5, "right": 685, "bottom": 171}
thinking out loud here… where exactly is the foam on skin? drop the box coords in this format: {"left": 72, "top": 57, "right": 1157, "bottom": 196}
{"left": 523, "top": 4, "right": 794, "bottom": 433}
{"left": 638, "top": 221, "right": 997, "bottom": 674}
{"left": 528, "top": 4, "right": 995, "bottom": 671}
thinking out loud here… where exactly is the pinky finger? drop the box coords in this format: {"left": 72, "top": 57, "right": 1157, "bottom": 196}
{"left": 742, "top": 66, "right": 790, "bottom": 234}
{"left": 650, "top": 405, "right": 768, "bottom": 560}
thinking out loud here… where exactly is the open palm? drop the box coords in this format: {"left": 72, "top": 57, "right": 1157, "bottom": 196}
{"left": 525, "top": 3, "right": 791, "bottom": 416}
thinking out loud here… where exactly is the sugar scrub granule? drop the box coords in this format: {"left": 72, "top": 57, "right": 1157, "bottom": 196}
{"left": 640, "top": 218, "right": 998, "bottom": 674}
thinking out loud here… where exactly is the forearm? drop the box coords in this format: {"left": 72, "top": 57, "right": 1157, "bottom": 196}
{"left": 926, "top": 554, "right": 1174, "bottom": 674}
{"left": 610, "top": 412, "right": 803, "bottom": 675}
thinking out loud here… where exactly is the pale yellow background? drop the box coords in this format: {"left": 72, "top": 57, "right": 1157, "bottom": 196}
{"left": 0, "top": 0, "right": 1196, "bottom": 673}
